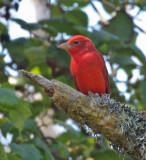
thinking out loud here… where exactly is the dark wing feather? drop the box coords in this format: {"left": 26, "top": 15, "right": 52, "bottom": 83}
{"left": 102, "top": 63, "right": 110, "bottom": 94}
{"left": 73, "top": 75, "right": 80, "bottom": 91}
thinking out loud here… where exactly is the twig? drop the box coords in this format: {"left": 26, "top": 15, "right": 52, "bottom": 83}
{"left": 102, "top": 0, "right": 120, "bottom": 11}
{"left": 134, "top": 24, "right": 146, "bottom": 34}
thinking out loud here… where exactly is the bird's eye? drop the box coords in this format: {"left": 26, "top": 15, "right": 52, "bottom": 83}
{"left": 74, "top": 40, "right": 80, "bottom": 44}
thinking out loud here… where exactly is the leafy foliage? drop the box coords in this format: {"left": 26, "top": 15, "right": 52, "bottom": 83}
{"left": 0, "top": 0, "right": 145, "bottom": 159}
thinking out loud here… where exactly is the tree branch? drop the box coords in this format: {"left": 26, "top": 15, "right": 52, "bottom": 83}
{"left": 101, "top": 0, "right": 120, "bottom": 11}
{"left": 18, "top": 69, "right": 146, "bottom": 160}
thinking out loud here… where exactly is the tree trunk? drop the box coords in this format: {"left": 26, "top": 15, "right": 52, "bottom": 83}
{"left": 19, "top": 69, "right": 146, "bottom": 160}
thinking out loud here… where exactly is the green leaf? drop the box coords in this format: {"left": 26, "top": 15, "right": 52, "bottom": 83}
{"left": 111, "top": 54, "right": 136, "bottom": 67}
{"left": 32, "top": 138, "right": 55, "bottom": 160}
{"left": 74, "top": 27, "right": 120, "bottom": 48}
{"left": 65, "top": 10, "right": 88, "bottom": 27}
{"left": 29, "top": 62, "right": 52, "bottom": 77}
{"left": 30, "top": 100, "right": 51, "bottom": 118}
{"left": 0, "top": 122, "right": 12, "bottom": 137}
{"left": 1, "top": 83, "right": 15, "bottom": 89}
{"left": 42, "top": 26, "right": 58, "bottom": 36}
{"left": 40, "top": 17, "right": 78, "bottom": 35}
{"left": 91, "top": 149, "right": 123, "bottom": 160}
{"left": 7, "top": 153, "right": 22, "bottom": 160}
{"left": 0, "top": 88, "right": 31, "bottom": 128}
{"left": 24, "top": 118, "right": 37, "bottom": 133}
{"left": 49, "top": 141, "right": 69, "bottom": 158}
{"left": 0, "top": 71, "right": 7, "bottom": 83}
{"left": 0, "top": 23, "right": 8, "bottom": 34}
{"left": 8, "top": 101, "right": 31, "bottom": 129}
{"left": 101, "top": 0, "right": 121, "bottom": 13}
{"left": 55, "top": 75, "right": 70, "bottom": 85}
{"left": 58, "top": 0, "right": 88, "bottom": 7}
{"left": 47, "top": 44, "right": 70, "bottom": 68}
{"left": 90, "top": 29, "right": 120, "bottom": 48}
{"left": 10, "top": 143, "right": 42, "bottom": 160}
{"left": 11, "top": 18, "right": 43, "bottom": 31}
{"left": 111, "top": 44, "right": 146, "bottom": 68}
{"left": 0, "top": 143, "right": 8, "bottom": 160}
{"left": 5, "top": 38, "right": 29, "bottom": 62}
{"left": 11, "top": 18, "right": 58, "bottom": 36}
{"left": 139, "top": 81, "right": 146, "bottom": 109}
{"left": 5, "top": 38, "right": 43, "bottom": 63}
{"left": 0, "top": 0, "right": 11, "bottom": 5}
{"left": 51, "top": 5, "right": 64, "bottom": 17}
{"left": 0, "top": 117, "right": 9, "bottom": 127}
{"left": 25, "top": 47, "right": 47, "bottom": 63}
{"left": 0, "top": 88, "right": 19, "bottom": 110}
{"left": 104, "top": 11, "right": 134, "bottom": 42}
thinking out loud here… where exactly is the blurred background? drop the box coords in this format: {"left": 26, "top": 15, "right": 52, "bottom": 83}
{"left": 0, "top": 0, "right": 146, "bottom": 160}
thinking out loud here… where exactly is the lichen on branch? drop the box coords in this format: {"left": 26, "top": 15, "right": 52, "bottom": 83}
{"left": 19, "top": 69, "right": 146, "bottom": 160}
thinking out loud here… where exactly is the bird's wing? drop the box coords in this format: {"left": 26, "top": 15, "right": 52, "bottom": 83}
{"left": 73, "top": 74, "right": 80, "bottom": 91}
{"left": 102, "top": 63, "right": 110, "bottom": 94}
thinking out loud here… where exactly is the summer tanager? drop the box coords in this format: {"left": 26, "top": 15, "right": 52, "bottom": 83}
{"left": 57, "top": 35, "right": 110, "bottom": 95}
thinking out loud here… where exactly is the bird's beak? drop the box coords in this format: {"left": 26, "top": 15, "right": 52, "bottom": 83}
{"left": 57, "top": 43, "right": 72, "bottom": 50}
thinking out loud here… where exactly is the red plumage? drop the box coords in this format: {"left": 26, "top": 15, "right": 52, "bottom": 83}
{"left": 57, "top": 35, "right": 110, "bottom": 95}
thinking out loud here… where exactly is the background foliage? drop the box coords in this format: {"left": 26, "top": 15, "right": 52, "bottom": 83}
{"left": 0, "top": 0, "right": 146, "bottom": 159}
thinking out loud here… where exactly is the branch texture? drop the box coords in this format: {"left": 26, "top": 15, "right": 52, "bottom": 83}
{"left": 19, "top": 69, "right": 146, "bottom": 160}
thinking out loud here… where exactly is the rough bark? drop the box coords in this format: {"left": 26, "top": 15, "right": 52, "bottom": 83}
{"left": 19, "top": 69, "right": 146, "bottom": 160}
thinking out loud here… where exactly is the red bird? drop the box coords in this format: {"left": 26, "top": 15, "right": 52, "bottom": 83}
{"left": 57, "top": 35, "right": 110, "bottom": 95}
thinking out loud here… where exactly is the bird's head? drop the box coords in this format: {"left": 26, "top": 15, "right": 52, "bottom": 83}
{"left": 57, "top": 35, "right": 96, "bottom": 56}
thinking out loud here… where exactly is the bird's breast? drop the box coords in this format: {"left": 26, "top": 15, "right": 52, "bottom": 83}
{"left": 71, "top": 53, "right": 103, "bottom": 75}
{"left": 70, "top": 54, "right": 105, "bottom": 95}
